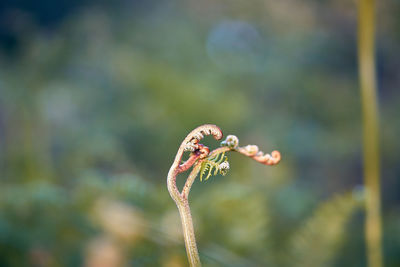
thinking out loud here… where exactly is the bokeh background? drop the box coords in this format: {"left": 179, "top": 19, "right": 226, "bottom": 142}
{"left": 0, "top": 0, "right": 399, "bottom": 266}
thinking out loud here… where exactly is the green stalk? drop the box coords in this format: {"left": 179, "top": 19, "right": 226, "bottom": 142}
{"left": 357, "top": 1, "right": 383, "bottom": 267}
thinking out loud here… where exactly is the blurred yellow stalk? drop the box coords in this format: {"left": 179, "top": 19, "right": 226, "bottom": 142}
{"left": 357, "top": 0, "right": 383, "bottom": 267}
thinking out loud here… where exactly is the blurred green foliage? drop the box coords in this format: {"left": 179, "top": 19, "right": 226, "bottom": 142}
{"left": 0, "top": 0, "right": 399, "bottom": 266}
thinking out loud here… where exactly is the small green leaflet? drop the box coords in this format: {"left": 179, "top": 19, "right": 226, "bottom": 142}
{"left": 200, "top": 152, "right": 228, "bottom": 181}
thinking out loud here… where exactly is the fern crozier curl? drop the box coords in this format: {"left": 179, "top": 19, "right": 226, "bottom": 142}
{"left": 221, "top": 135, "right": 239, "bottom": 148}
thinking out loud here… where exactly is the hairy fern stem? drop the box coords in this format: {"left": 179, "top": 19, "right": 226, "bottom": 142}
{"left": 167, "top": 125, "right": 280, "bottom": 266}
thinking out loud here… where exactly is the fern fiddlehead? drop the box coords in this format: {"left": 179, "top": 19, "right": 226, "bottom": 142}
{"left": 167, "top": 124, "right": 280, "bottom": 266}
